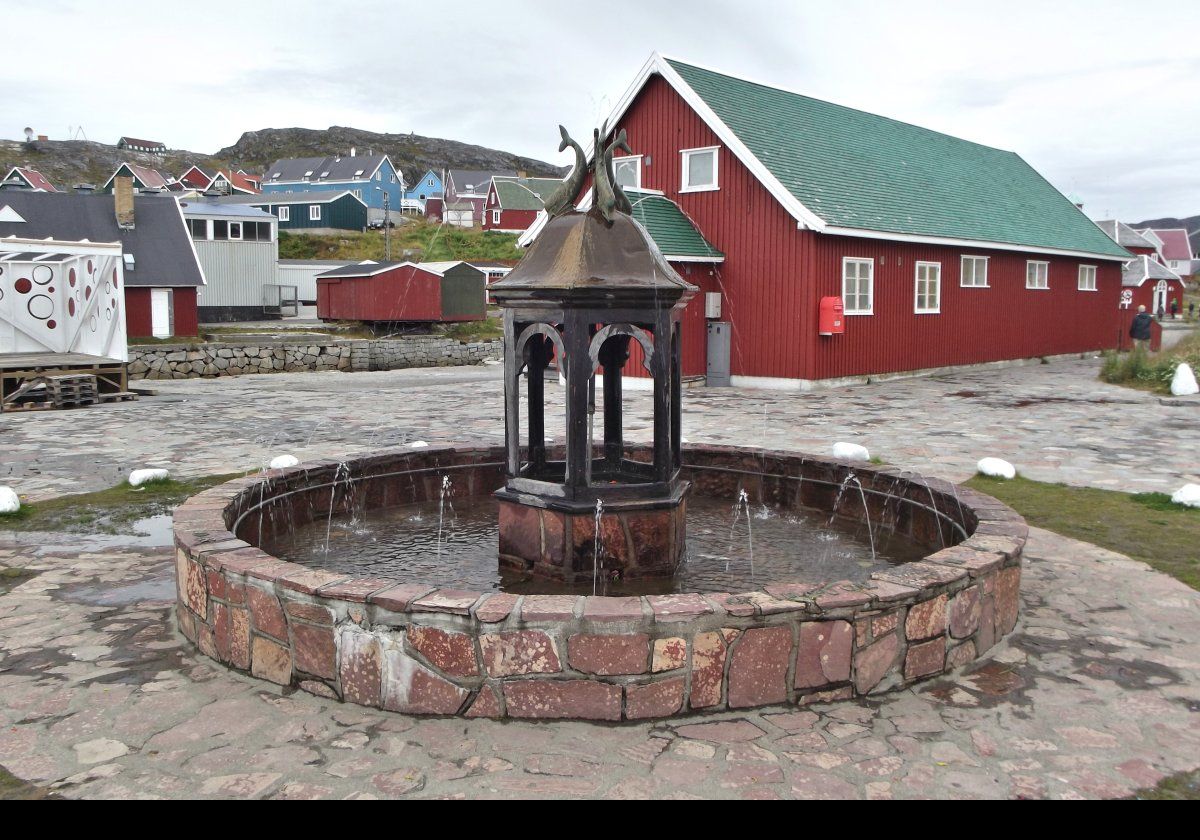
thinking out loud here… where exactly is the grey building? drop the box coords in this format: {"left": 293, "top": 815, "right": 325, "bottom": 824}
{"left": 179, "top": 199, "right": 285, "bottom": 322}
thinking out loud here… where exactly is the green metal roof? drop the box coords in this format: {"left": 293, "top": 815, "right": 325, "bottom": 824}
{"left": 494, "top": 177, "right": 563, "bottom": 211}
{"left": 665, "top": 59, "right": 1129, "bottom": 259}
{"left": 627, "top": 189, "right": 724, "bottom": 260}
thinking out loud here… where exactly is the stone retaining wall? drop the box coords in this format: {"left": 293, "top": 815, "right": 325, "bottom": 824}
{"left": 129, "top": 336, "right": 502, "bottom": 380}
{"left": 172, "top": 445, "right": 1027, "bottom": 722}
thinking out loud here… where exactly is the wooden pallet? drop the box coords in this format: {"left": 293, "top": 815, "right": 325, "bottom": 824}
{"left": 1, "top": 353, "right": 127, "bottom": 413}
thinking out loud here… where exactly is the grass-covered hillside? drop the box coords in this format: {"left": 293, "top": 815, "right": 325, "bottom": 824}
{"left": 278, "top": 219, "right": 524, "bottom": 263}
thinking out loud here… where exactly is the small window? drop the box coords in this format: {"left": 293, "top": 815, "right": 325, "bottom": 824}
{"left": 492, "top": 209, "right": 501, "bottom": 225}
{"left": 428, "top": 178, "right": 434, "bottom": 187}
{"left": 278, "top": 206, "right": 290, "bottom": 222}
{"left": 961, "top": 255, "right": 989, "bottom": 287}
{"left": 842, "top": 257, "right": 874, "bottom": 315}
{"left": 228, "top": 221, "right": 243, "bottom": 240}
{"left": 309, "top": 205, "right": 322, "bottom": 221}
{"left": 614, "top": 155, "right": 642, "bottom": 189}
{"left": 1026, "top": 260, "right": 1049, "bottom": 289}
{"left": 681, "top": 146, "right": 719, "bottom": 191}
{"left": 303, "top": 170, "right": 313, "bottom": 178}
{"left": 915, "top": 261, "right": 941, "bottom": 313}
{"left": 1078, "top": 264, "right": 1097, "bottom": 291}
{"left": 186, "top": 217, "right": 208, "bottom": 240}
{"left": 212, "top": 220, "right": 229, "bottom": 240}
{"left": 373, "top": 171, "right": 380, "bottom": 181}
{"left": 123, "top": 253, "right": 136, "bottom": 271}
{"left": 419, "top": 193, "right": 426, "bottom": 201}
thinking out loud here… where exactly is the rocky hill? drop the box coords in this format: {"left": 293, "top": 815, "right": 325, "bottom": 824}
{"left": 1, "top": 126, "right": 563, "bottom": 191}
{"left": 217, "top": 126, "right": 565, "bottom": 183}
{"left": 1132, "top": 214, "right": 1200, "bottom": 236}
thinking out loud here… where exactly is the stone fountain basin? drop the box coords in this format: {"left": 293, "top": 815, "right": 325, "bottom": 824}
{"left": 172, "top": 444, "right": 1026, "bottom": 722}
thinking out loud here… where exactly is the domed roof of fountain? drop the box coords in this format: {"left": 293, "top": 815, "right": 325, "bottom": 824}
{"left": 491, "top": 207, "right": 697, "bottom": 305}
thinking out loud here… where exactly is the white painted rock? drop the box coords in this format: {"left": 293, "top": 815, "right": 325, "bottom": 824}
{"left": 1171, "top": 362, "right": 1199, "bottom": 396}
{"left": 0, "top": 486, "right": 19, "bottom": 514}
{"left": 128, "top": 468, "right": 169, "bottom": 487}
{"left": 269, "top": 455, "right": 299, "bottom": 470}
{"left": 409, "top": 441, "right": 429, "bottom": 449}
{"left": 977, "top": 457, "right": 1017, "bottom": 479}
{"left": 1171, "top": 483, "right": 1200, "bottom": 508}
{"left": 832, "top": 442, "right": 870, "bottom": 461}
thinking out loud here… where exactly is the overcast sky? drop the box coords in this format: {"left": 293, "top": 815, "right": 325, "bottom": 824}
{"left": 5, "top": 0, "right": 1198, "bottom": 220}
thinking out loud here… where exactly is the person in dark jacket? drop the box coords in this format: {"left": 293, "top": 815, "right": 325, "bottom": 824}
{"left": 1170, "top": 298, "right": 1180, "bottom": 320}
{"left": 1130, "top": 305, "right": 1153, "bottom": 348}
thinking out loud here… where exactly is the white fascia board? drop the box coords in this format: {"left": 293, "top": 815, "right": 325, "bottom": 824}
{"left": 819, "top": 225, "right": 1131, "bottom": 263}
{"left": 589, "top": 52, "right": 827, "bottom": 232}
{"left": 0, "top": 236, "right": 122, "bottom": 255}
{"left": 664, "top": 254, "right": 724, "bottom": 263}
{"left": 173, "top": 194, "right": 208, "bottom": 287}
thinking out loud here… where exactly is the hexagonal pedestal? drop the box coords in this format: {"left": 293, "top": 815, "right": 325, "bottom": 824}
{"left": 497, "top": 486, "right": 689, "bottom": 585}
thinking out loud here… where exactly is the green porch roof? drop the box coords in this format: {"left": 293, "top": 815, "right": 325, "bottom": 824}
{"left": 665, "top": 59, "right": 1129, "bottom": 259}
{"left": 627, "top": 189, "right": 724, "bottom": 260}
{"left": 494, "top": 177, "right": 563, "bottom": 211}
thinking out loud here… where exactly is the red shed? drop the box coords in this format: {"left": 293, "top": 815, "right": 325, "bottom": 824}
{"left": 316, "top": 260, "right": 486, "bottom": 323}
{"left": 533, "top": 54, "right": 1134, "bottom": 387}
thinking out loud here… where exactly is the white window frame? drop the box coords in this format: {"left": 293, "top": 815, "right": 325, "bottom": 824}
{"left": 1077, "top": 264, "right": 1097, "bottom": 291}
{"left": 492, "top": 209, "right": 501, "bottom": 225}
{"left": 1026, "top": 260, "right": 1049, "bottom": 290}
{"left": 842, "top": 257, "right": 874, "bottom": 315}
{"left": 680, "top": 146, "right": 719, "bottom": 192}
{"left": 914, "top": 261, "right": 941, "bottom": 314}
{"left": 427, "top": 178, "right": 435, "bottom": 187}
{"left": 960, "top": 255, "right": 989, "bottom": 288}
{"left": 277, "top": 206, "right": 290, "bottom": 222}
{"left": 228, "top": 221, "right": 243, "bottom": 241}
{"left": 309, "top": 205, "right": 322, "bottom": 222}
{"left": 613, "top": 154, "right": 642, "bottom": 190}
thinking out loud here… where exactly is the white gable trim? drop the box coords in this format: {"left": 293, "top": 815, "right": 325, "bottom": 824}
{"left": 0, "top": 205, "right": 26, "bottom": 223}
{"left": 593, "top": 52, "right": 827, "bottom": 232}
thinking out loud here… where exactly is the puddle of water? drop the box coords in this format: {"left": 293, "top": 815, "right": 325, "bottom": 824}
{"left": 64, "top": 576, "right": 176, "bottom": 606}
{"left": 17, "top": 514, "right": 175, "bottom": 555}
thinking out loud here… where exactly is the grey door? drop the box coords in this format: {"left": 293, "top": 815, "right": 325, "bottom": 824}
{"left": 706, "top": 321, "right": 731, "bottom": 387}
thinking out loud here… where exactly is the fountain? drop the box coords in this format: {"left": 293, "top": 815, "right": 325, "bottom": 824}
{"left": 172, "top": 126, "right": 1028, "bottom": 721}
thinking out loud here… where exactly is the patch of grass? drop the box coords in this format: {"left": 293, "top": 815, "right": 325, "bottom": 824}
{"left": 2, "top": 474, "right": 244, "bottom": 536}
{"left": 1100, "top": 332, "right": 1200, "bottom": 394}
{"left": 438, "top": 318, "right": 504, "bottom": 342}
{"left": 277, "top": 219, "right": 523, "bottom": 263}
{"left": 868, "top": 455, "right": 887, "bottom": 465}
{"left": 1131, "top": 768, "right": 1200, "bottom": 800}
{"left": 0, "top": 765, "right": 53, "bottom": 800}
{"left": 964, "top": 474, "right": 1200, "bottom": 590}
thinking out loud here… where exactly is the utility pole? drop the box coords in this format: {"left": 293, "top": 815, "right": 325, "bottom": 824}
{"left": 376, "top": 187, "right": 392, "bottom": 261}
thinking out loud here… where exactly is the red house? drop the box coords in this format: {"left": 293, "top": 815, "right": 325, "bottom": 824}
{"left": 552, "top": 55, "right": 1132, "bottom": 387}
{"left": 316, "top": 260, "right": 486, "bottom": 323}
{"left": 1097, "top": 221, "right": 1187, "bottom": 318}
{"left": 482, "top": 176, "right": 563, "bottom": 233}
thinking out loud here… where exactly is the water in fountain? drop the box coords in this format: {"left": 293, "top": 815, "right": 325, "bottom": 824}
{"left": 726, "top": 488, "right": 755, "bottom": 580}
{"left": 436, "top": 475, "right": 454, "bottom": 562}
{"left": 593, "top": 498, "right": 604, "bottom": 596}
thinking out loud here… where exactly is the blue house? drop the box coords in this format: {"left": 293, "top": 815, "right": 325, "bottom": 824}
{"left": 404, "top": 169, "right": 443, "bottom": 211}
{"left": 261, "top": 151, "right": 405, "bottom": 222}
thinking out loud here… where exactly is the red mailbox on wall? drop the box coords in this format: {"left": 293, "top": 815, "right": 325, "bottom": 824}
{"left": 819, "top": 296, "right": 844, "bottom": 336}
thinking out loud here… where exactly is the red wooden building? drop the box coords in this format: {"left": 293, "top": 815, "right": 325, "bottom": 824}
{"left": 1097, "top": 220, "right": 1188, "bottom": 319}
{"left": 316, "top": 260, "right": 486, "bottom": 323}
{"left": 548, "top": 55, "right": 1133, "bottom": 387}
{"left": 482, "top": 176, "right": 563, "bottom": 233}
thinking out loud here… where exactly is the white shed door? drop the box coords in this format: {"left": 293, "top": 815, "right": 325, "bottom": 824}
{"left": 151, "top": 289, "right": 174, "bottom": 338}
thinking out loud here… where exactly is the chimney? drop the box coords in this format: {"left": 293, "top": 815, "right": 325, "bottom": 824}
{"left": 114, "top": 176, "right": 135, "bottom": 228}
{"left": 350, "top": 147, "right": 356, "bottom": 157}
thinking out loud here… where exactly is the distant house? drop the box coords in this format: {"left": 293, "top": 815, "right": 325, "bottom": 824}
{"left": 179, "top": 198, "right": 279, "bottom": 322}
{"left": 100, "top": 163, "right": 171, "bottom": 194}
{"left": 0, "top": 186, "right": 206, "bottom": 339}
{"left": 482, "top": 176, "right": 563, "bottom": 233}
{"left": 1139, "top": 228, "right": 1193, "bottom": 279}
{"left": 316, "top": 260, "right": 486, "bottom": 323}
{"left": 1097, "top": 221, "right": 1187, "bottom": 316}
{"left": 261, "top": 152, "right": 406, "bottom": 221}
{"left": 2, "top": 166, "right": 58, "bottom": 192}
{"left": 117, "top": 137, "right": 167, "bottom": 154}
{"left": 445, "top": 169, "right": 516, "bottom": 227}
{"left": 213, "top": 190, "right": 368, "bottom": 232}
{"left": 404, "top": 169, "right": 444, "bottom": 212}
{"left": 178, "top": 165, "right": 216, "bottom": 190}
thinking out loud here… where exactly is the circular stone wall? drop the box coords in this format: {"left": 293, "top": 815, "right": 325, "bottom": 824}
{"left": 171, "top": 445, "right": 1026, "bottom": 721}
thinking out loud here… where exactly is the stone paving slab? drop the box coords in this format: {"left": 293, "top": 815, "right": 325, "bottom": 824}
{"left": 1, "top": 527, "right": 1197, "bottom": 799}
{"left": 1, "top": 357, "right": 1197, "bottom": 503}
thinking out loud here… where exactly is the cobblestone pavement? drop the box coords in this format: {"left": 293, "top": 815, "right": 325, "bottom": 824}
{"left": 2, "top": 356, "right": 1197, "bottom": 503}
{"left": 0, "top": 527, "right": 1197, "bottom": 800}
{"left": 1, "top": 356, "right": 1198, "bottom": 799}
